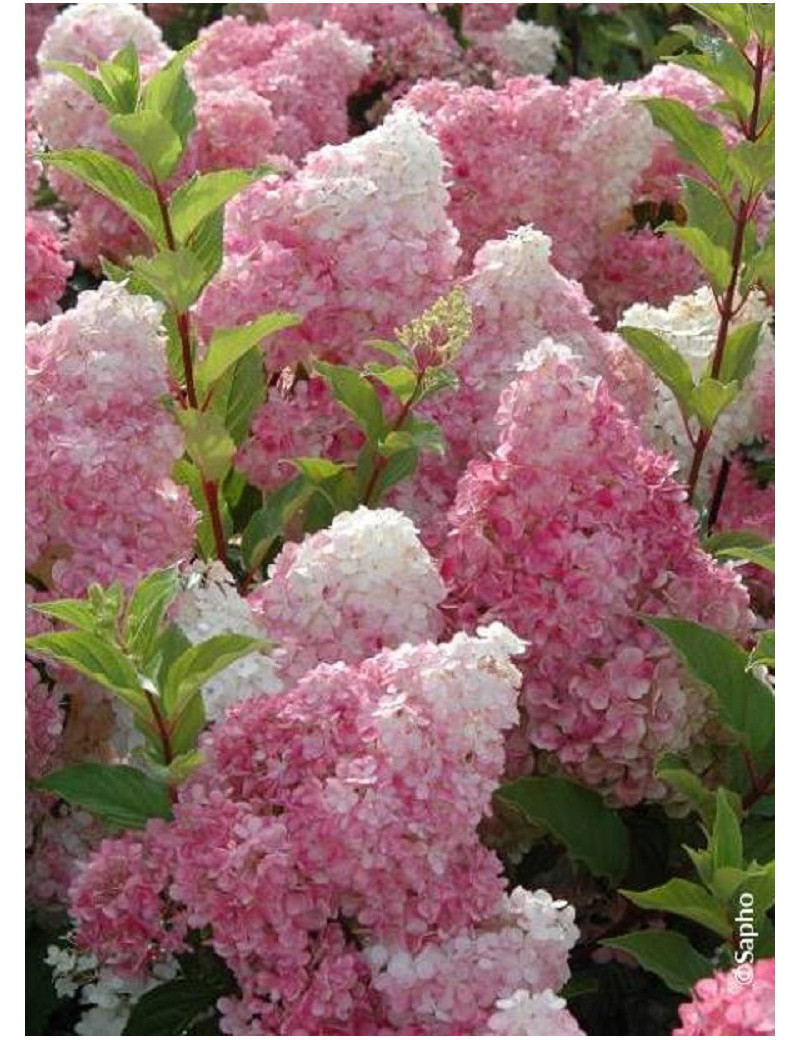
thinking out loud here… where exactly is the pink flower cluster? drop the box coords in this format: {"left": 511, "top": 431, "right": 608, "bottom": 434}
{"left": 25, "top": 282, "right": 196, "bottom": 598}
{"left": 25, "top": 2, "right": 60, "bottom": 79}
{"left": 439, "top": 343, "right": 752, "bottom": 804}
{"left": 673, "top": 959, "right": 775, "bottom": 1036}
{"left": 402, "top": 76, "right": 655, "bottom": 278}
{"left": 69, "top": 626, "right": 583, "bottom": 1034}
{"left": 25, "top": 214, "right": 73, "bottom": 324}
{"left": 189, "top": 16, "right": 372, "bottom": 161}
{"left": 248, "top": 507, "right": 446, "bottom": 683}
{"left": 197, "top": 107, "right": 460, "bottom": 372}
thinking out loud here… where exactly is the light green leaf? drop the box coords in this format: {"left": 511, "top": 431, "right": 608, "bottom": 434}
{"left": 689, "top": 377, "right": 740, "bottom": 430}
{"left": 196, "top": 312, "right": 300, "bottom": 394}
{"left": 124, "top": 568, "right": 181, "bottom": 663}
{"left": 746, "top": 3, "right": 774, "bottom": 47}
{"left": 140, "top": 41, "right": 199, "bottom": 149}
{"left": 748, "top": 630, "right": 774, "bottom": 670}
{"left": 686, "top": 4, "right": 751, "bottom": 47}
{"left": 170, "top": 168, "right": 271, "bottom": 243}
{"left": 186, "top": 205, "right": 224, "bottom": 284}
{"left": 42, "top": 149, "right": 164, "bottom": 244}
{"left": 315, "top": 361, "right": 386, "bottom": 444}
{"left": 728, "top": 132, "right": 775, "bottom": 197}
{"left": 41, "top": 61, "right": 113, "bottom": 108}
{"left": 162, "top": 634, "right": 266, "bottom": 719}
{"left": 379, "top": 431, "right": 415, "bottom": 456}
{"left": 290, "top": 457, "right": 349, "bottom": 482}
{"left": 711, "top": 788, "right": 744, "bottom": 873}
{"left": 641, "top": 616, "right": 774, "bottom": 758}
{"left": 716, "top": 321, "right": 763, "bottom": 384}
{"left": 365, "top": 364, "right": 419, "bottom": 404}
{"left": 207, "top": 346, "right": 266, "bottom": 446}
{"left": 734, "top": 861, "right": 774, "bottom": 924}
{"left": 131, "top": 248, "right": 209, "bottom": 312}
{"left": 34, "top": 764, "right": 172, "bottom": 829}
{"left": 31, "top": 599, "right": 97, "bottom": 632}
{"left": 618, "top": 326, "right": 694, "bottom": 410}
{"left": 96, "top": 41, "right": 140, "bottom": 113}
{"left": 25, "top": 631, "right": 147, "bottom": 717}
{"left": 642, "top": 98, "right": 729, "bottom": 185}
{"left": 664, "top": 224, "right": 733, "bottom": 294}
{"left": 367, "top": 338, "right": 413, "bottom": 364}
{"left": 495, "top": 776, "right": 630, "bottom": 882}
{"left": 621, "top": 879, "right": 731, "bottom": 937}
{"left": 715, "top": 543, "right": 775, "bottom": 573}
{"left": 682, "top": 178, "right": 734, "bottom": 251}
{"left": 704, "top": 529, "right": 772, "bottom": 556}
{"left": 654, "top": 754, "right": 716, "bottom": 826}
{"left": 670, "top": 45, "right": 753, "bottom": 120}
{"left": 108, "top": 110, "right": 183, "bottom": 181}
{"left": 405, "top": 417, "right": 446, "bottom": 455}
{"left": 600, "top": 930, "right": 712, "bottom": 995}
{"left": 177, "top": 409, "right": 237, "bottom": 483}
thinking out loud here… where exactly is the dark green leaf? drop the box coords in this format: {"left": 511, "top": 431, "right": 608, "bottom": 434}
{"left": 34, "top": 764, "right": 172, "bottom": 829}
{"left": 704, "top": 529, "right": 772, "bottom": 556}
{"left": 642, "top": 98, "right": 729, "bottom": 185}
{"left": 123, "top": 979, "right": 225, "bottom": 1036}
{"left": 42, "top": 149, "right": 164, "bottom": 244}
{"left": 711, "top": 788, "right": 744, "bottom": 873}
{"left": 315, "top": 361, "right": 386, "bottom": 444}
{"left": 207, "top": 347, "right": 266, "bottom": 445}
{"left": 240, "top": 477, "right": 310, "bottom": 572}
{"left": 368, "top": 447, "right": 419, "bottom": 504}
{"left": 495, "top": 776, "right": 630, "bottom": 882}
{"left": 715, "top": 543, "right": 775, "bottom": 573}
{"left": 748, "top": 630, "right": 774, "bottom": 670}
{"left": 196, "top": 312, "right": 300, "bottom": 394}
{"left": 600, "top": 930, "right": 712, "bottom": 995}
{"left": 682, "top": 178, "right": 734, "bottom": 251}
{"left": 716, "top": 322, "right": 763, "bottom": 384}
{"left": 186, "top": 206, "right": 224, "bottom": 284}
{"left": 641, "top": 616, "right": 774, "bottom": 757}
{"left": 620, "top": 879, "right": 730, "bottom": 936}
{"left": 405, "top": 416, "right": 446, "bottom": 455}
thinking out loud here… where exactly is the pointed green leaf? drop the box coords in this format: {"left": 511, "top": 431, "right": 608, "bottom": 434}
{"left": 405, "top": 416, "right": 446, "bottom": 455}
{"left": 34, "top": 764, "right": 172, "bottom": 830}
{"left": 42, "top": 149, "right": 164, "bottom": 244}
{"left": 642, "top": 98, "right": 729, "bottom": 185}
{"left": 31, "top": 599, "right": 97, "bottom": 632}
{"left": 670, "top": 45, "right": 753, "bottom": 120}
{"left": 664, "top": 224, "right": 733, "bottom": 294}
{"left": 368, "top": 447, "right": 419, "bottom": 504}
{"left": 109, "top": 109, "right": 183, "bottom": 181}
{"left": 185, "top": 205, "right": 224, "bottom": 284}
{"left": 618, "top": 326, "right": 694, "bottom": 410}
{"left": 207, "top": 346, "right": 266, "bottom": 445}
{"left": 716, "top": 321, "right": 763, "bottom": 384}
{"left": 41, "top": 61, "right": 114, "bottom": 108}
{"left": 748, "top": 630, "right": 774, "bottom": 670}
{"left": 177, "top": 409, "right": 237, "bottom": 483}
{"left": 734, "top": 861, "right": 774, "bottom": 924}
{"left": 124, "top": 568, "right": 181, "bottom": 662}
{"left": 711, "top": 788, "right": 744, "bottom": 873}
{"left": 621, "top": 879, "right": 731, "bottom": 937}
{"left": 96, "top": 41, "right": 140, "bottom": 113}
{"left": 196, "top": 312, "right": 300, "bottom": 394}
{"left": 600, "top": 930, "right": 712, "bottom": 995}
{"left": 704, "top": 529, "right": 772, "bottom": 556}
{"left": 715, "top": 543, "right": 775, "bottom": 573}
{"left": 140, "top": 41, "right": 199, "bottom": 149}
{"left": 686, "top": 4, "right": 750, "bottom": 47}
{"left": 241, "top": 477, "right": 311, "bottom": 572}
{"left": 365, "top": 363, "right": 418, "bottom": 404}
{"left": 123, "top": 979, "right": 225, "bottom": 1036}
{"left": 131, "top": 247, "right": 209, "bottom": 311}
{"left": 25, "top": 631, "right": 148, "bottom": 716}
{"left": 654, "top": 754, "right": 716, "bottom": 825}
{"left": 682, "top": 178, "right": 734, "bottom": 251}
{"left": 162, "top": 634, "right": 267, "bottom": 718}
{"left": 495, "top": 776, "right": 630, "bottom": 882}
{"left": 689, "top": 378, "right": 740, "bottom": 430}
{"left": 170, "top": 168, "right": 272, "bottom": 243}
{"left": 367, "top": 338, "right": 413, "bottom": 364}
{"left": 315, "top": 361, "right": 386, "bottom": 444}
{"left": 290, "top": 457, "right": 349, "bottom": 482}
{"left": 641, "top": 616, "right": 774, "bottom": 757}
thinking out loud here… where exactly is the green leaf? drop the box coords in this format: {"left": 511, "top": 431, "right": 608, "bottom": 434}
{"left": 42, "top": 149, "right": 164, "bottom": 244}
{"left": 186, "top": 205, "right": 224, "bottom": 285}
{"left": 416, "top": 366, "right": 459, "bottom": 405}
{"left": 663, "top": 224, "right": 733, "bottom": 294}
{"left": 620, "top": 879, "right": 731, "bottom": 937}
{"left": 367, "top": 338, "right": 413, "bottom": 364}
{"left": 131, "top": 247, "right": 209, "bottom": 311}
{"left": 686, "top": 4, "right": 751, "bottom": 47}
{"left": 241, "top": 477, "right": 311, "bottom": 572}
{"left": 728, "top": 133, "right": 775, "bottom": 197}
{"left": 715, "top": 543, "right": 775, "bottom": 573}
{"left": 34, "top": 764, "right": 172, "bottom": 829}
{"left": 704, "top": 529, "right": 772, "bottom": 556}
{"left": 641, "top": 616, "right": 774, "bottom": 758}
{"left": 365, "top": 363, "right": 419, "bottom": 404}
{"left": 109, "top": 110, "right": 183, "bottom": 181}
{"left": 31, "top": 599, "right": 97, "bottom": 632}
{"left": 741, "top": 224, "right": 774, "bottom": 296}
{"left": 746, "top": 3, "right": 774, "bottom": 46}
{"left": 290, "top": 457, "right": 350, "bottom": 482}
{"left": 710, "top": 865, "right": 749, "bottom": 903}
{"left": 170, "top": 168, "right": 270, "bottom": 243}
{"left": 642, "top": 98, "right": 729, "bottom": 185}
{"left": 670, "top": 45, "right": 753, "bottom": 120}
{"left": 495, "top": 776, "right": 630, "bottom": 882}
{"left": 379, "top": 431, "right": 415, "bottom": 456}
{"left": 711, "top": 788, "right": 744, "bottom": 873}
{"left": 41, "top": 60, "right": 114, "bottom": 108}
{"left": 689, "top": 378, "right": 740, "bottom": 430}
{"left": 124, "top": 568, "right": 181, "bottom": 662}
{"left": 618, "top": 326, "right": 694, "bottom": 410}
{"left": 25, "top": 631, "right": 148, "bottom": 717}
{"left": 196, "top": 312, "right": 300, "bottom": 395}
{"left": 682, "top": 178, "right": 734, "bottom": 251}
{"left": 162, "top": 634, "right": 266, "bottom": 719}
{"left": 654, "top": 754, "right": 716, "bottom": 825}
{"left": 177, "top": 409, "right": 237, "bottom": 483}
{"left": 734, "top": 861, "right": 774, "bottom": 924}
{"left": 405, "top": 416, "right": 446, "bottom": 455}
{"left": 716, "top": 322, "right": 763, "bottom": 385}
{"left": 315, "top": 361, "right": 386, "bottom": 444}
{"left": 600, "top": 930, "right": 712, "bottom": 995}
{"left": 367, "top": 447, "right": 419, "bottom": 504}
{"left": 140, "top": 42, "right": 199, "bottom": 150}
{"left": 742, "top": 816, "right": 774, "bottom": 864}
{"left": 684, "top": 845, "right": 715, "bottom": 889}
{"left": 169, "top": 685, "right": 207, "bottom": 757}
{"left": 207, "top": 346, "right": 266, "bottom": 446}
{"left": 96, "top": 41, "right": 140, "bottom": 114}
{"left": 748, "top": 630, "right": 774, "bottom": 670}
{"left": 123, "top": 979, "right": 225, "bottom": 1036}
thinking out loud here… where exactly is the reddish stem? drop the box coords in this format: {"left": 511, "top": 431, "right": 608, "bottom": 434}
{"left": 144, "top": 688, "right": 173, "bottom": 766}
{"left": 363, "top": 374, "right": 423, "bottom": 507}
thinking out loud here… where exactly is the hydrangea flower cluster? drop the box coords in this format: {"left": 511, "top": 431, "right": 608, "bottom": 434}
{"left": 68, "top": 625, "right": 583, "bottom": 1034}
{"left": 673, "top": 959, "right": 775, "bottom": 1036}
{"left": 402, "top": 76, "right": 656, "bottom": 279}
{"left": 248, "top": 507, "right": 446, "bottom": 683}
{"left": 189, "top": 16, "right": 372, "bottom": 161}
{"left": 197, "top": 107, "right": 460, "bottom": 372}
{"left": 25, "top": 282, "right": 196, "bottom": 597}
{"left": 439, "top": 342, "right": 752, "bottom": 804}
{"left": 621, "top": 287, "right": 775, "bottom": 492}
{"left": 25, "top": 213, "right": 73, "bottom": 324}
{"left": 468, "top": 20, "right": 561, "bottom": 80}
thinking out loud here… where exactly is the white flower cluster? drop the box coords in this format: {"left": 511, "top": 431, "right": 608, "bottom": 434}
{"left": 492, "top": 20, "right": 561, "bottom": 76}
{"left": 621, "top": 287, "right": 775, "bottom": 490}
{"left": 249, "top": 507, "right": 448, "bottom": 683}
{"left": 37, "top": 2, "right": 170, "bottom": 66}
{"left": 46, "top": 945, "right": 177, "bottom": 1036}
{"left": 176, "top": 562, "right": 284, "bottom": 721}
